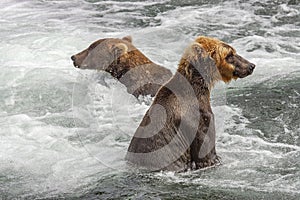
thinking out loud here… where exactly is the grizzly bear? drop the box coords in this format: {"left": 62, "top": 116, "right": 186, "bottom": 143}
{"left": 126, "top": 36, "right": 255, "bottom": 171}
{"left": 71, "top": 36, "right": 172, "bottom": 97}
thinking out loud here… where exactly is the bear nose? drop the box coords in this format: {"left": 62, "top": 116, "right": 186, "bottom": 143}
{"left": 71, "top": 55, "right": 76, "bottom": 61}
{"left": 249, "top": 63, "right": 255, "bottom": 72}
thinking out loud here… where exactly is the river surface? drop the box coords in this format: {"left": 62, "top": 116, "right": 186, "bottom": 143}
{"left": 0, "top": 0, "right": 299, "bottom": 199}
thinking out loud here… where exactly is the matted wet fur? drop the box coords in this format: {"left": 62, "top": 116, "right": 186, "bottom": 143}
{"left": 126, "top": 36, "right": 255, "bottom": 171}
{"left": 71, "top": 36, "right": 172, "bottom": 97}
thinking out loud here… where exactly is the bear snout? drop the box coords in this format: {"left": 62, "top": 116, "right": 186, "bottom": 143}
{"left": 248, "top": 63, "right": 255, "bottom": 74}
{"left": 71, "top": 55, "right": 81, "bottom": 68}
{"left": 233, "top": 63, "right": 255, "bottom": 78}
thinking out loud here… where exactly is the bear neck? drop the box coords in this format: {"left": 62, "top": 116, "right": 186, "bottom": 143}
{"left": 177, "top": 58, "right": 219, "bottom": 93}
{"left": 105, "top": 60, "right": 131, "bottom": 80}
{"left": 105, "top": 50, "right": 153, "bottom": 80}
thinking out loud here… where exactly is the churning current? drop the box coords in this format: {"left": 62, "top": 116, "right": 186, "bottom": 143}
{"left": 0, "top": 0, "right": 299, "bottom": 199}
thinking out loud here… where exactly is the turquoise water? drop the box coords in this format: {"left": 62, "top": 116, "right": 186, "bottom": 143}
{"left": 0, "top": 0, "right": 299, "bottom": 199}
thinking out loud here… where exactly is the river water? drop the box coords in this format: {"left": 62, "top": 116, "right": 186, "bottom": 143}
{"left": 0, "top": 0, "right": 299, "bottom": 199}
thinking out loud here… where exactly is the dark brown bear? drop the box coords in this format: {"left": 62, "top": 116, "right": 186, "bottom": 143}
{"left": 71, "top": 36, "right": 172, "bottom": 98}
{"left": 126, "top": 36, "right": 256, "bottom": 171}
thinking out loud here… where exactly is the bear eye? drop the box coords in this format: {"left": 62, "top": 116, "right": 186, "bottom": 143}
{"left": 88, "top": 39, "right": 105, "bottom": 51}
{"left": 88, "top": 43, "right": 98, "bottom": 51}
{"left": 226, "top": 53, "right": 234, "bottom": 61}
{"left": 227, "top": 52, "right": 233, "bottom": 58}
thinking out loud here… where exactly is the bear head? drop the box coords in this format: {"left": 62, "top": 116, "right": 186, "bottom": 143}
{"left": 194, "top": 36, "right": 255, "bottom": 83}
{"left": 71, "top": 36, "right": 152, "bottom": 79}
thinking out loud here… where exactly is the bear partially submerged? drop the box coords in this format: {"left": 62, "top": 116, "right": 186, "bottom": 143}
{"left": 71, "top": 36, "right": 172, "bottom": 97}
{"left": 126, "top": 36, "right": 255, "bottom": 171}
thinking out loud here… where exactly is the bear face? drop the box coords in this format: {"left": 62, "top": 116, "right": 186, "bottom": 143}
{"left": 71, "top": 36, "right": 173, "bottom": 97}
{"left": 71, "top": 38, "right": 106, "bottom": 70}
{"left": 195, "top": 36, "right": 255, "bottom": 83}
{"left": 71, "top": 36, "right": 141, "bottom": 73}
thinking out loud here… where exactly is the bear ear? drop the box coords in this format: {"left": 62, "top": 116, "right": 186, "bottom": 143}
{"left": 184, "top": 42, "right": 208, "bottom": 59}
{"left": 111, "top": 43, "right": 128, "bottom": 57}
{"left": 191, "top": 42, "right": 205, "bottom": 55}
{"left": 122, "top": 36, "right": 133, "bottom": 43}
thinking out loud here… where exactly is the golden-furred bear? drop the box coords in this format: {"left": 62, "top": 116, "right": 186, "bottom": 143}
{"left": 126, "top": 36, "right": 255, "bottom": 171}
{"left": 71, "top": 36, "right": 172, "bottom": 97}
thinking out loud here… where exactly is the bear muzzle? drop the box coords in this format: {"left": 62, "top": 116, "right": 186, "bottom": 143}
{"left": 233, "top": 63, "right": 256, "bottom": 78}
{"left": 248, "top": 63, "right": 256, "bottom": 74}
{"left": 71, "top": 55, "right": 82, "bottom": 68}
